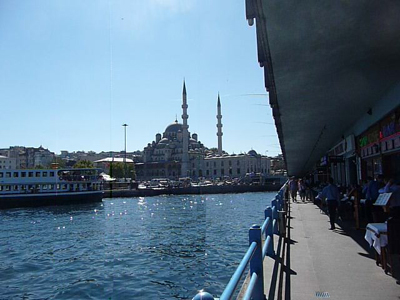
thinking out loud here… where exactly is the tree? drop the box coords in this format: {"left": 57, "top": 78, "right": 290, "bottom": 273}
{"left": 74, "top": 160, "right": 94, "bottom": 169}
{"left": 109, "top": 162, "right": 135, "bottom": 179}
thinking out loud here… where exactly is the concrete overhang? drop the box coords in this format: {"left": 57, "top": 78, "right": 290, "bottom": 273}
{"left": 246, "top": 0, "right": 400, "bottom": 176}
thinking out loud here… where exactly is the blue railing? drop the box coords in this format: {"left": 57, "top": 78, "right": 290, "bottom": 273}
{"left": 193, "top": 184, "right": 287, "bottom": 300}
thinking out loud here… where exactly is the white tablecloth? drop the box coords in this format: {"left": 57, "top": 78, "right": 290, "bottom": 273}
{"left": 365, "top": 223, "right": 388, "bottom": 255}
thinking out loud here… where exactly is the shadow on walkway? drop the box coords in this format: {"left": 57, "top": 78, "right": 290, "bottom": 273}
{"left": 283, "top": 203, "right": 293, "bottom": 300}
{"left": 309, "top": 200, "right": 400, "bottom": 282}
{"left": 265, "top": 200, "right": 296, "bottom": 300}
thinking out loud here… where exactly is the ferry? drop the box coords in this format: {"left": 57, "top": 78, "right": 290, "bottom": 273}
{"left": 0, "top": 168, "right": 104, "bottom": 209}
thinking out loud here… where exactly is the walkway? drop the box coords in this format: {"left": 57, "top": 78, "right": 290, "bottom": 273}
{"left": 263, "top": 198, "right": 400, "bottom": 300}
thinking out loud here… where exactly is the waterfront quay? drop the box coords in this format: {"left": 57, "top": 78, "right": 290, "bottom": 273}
{"left": 261, "top": 195, "right": 400, "bottom": 300}
{"left": 194, "top": 187, "right": 399, "bottom": 300}
{"left": 104, "top": 183, "right": 281, "bottom": 198}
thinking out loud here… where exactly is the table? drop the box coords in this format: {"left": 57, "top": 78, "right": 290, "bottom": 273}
{"left": 365, "top": 223, "right": 388, "bottom": 255}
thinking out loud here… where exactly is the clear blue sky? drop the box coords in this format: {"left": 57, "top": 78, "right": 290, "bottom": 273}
{"left": 0, "top": 0, "right": 281, "bottom": 156}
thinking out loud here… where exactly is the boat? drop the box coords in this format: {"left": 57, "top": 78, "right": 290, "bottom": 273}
{"left": 0, "top": 168, "right": 104, "bottom": 209}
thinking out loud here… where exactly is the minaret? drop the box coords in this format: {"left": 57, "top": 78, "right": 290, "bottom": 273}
{"left": 217, "top": 93, "right": 223, "bottom": 155}
{"left": 181, "top": 80, "right": 189, "bottom": 177}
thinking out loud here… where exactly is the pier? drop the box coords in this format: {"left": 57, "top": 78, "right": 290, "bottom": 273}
{"left": 104, "top": 183, "right": 281, "bottom": 198}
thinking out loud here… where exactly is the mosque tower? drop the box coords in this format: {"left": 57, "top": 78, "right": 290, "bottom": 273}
{"left": 217, "top": 93, "right": 223, "bottom": 155}
{"left": 181, "top": 80, "right": 189, "bottom": 177}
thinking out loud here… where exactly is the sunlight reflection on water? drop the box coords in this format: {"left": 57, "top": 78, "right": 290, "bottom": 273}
{"left": 0, "top": 192, "right": 274, "bottom": 299}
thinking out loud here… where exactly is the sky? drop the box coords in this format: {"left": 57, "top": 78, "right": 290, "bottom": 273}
{"left": 0, "top": 0, "right": 281, "bottom": 156}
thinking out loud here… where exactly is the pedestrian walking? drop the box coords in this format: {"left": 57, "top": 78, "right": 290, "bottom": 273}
{"left": 289, "top": 177, "right": 298, "bottom": 202}
{"left": 305, "top": 177, "right": 312, "bottom": 201}
{"left": 298, "top": 179, "right": 306, "bottom": 202}
{"left": 321, "top": 177, "right": 340, "bottom": 230}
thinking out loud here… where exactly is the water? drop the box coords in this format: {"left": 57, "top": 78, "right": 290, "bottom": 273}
{"left": 0, "top": 192, "right": 275, "bottom": 299}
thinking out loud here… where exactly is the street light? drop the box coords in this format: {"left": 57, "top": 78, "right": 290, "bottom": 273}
{"left": 122, "top": 123, "right": 128, "bottom": 182}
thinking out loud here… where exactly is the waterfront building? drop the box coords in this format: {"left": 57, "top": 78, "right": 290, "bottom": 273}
{"left": 202, "top": 151, "right": 270, "bottom": 179}
{"left": 270, "top": 154, "right": 286, "bottom": 175}
{"left": 57, "top": 150, "right": 142, "bottom": 165}
{"left": 33, "top": 147, "right": 55, "bottom": 168}
{"left": 135, "top": 82, "right": 271, "bottom": 181}
{"left": 0, "top": 155, "right": 17, "bottom": 169}
{"left": 0, "top": 146, "right": 55, "bottom": 169}
{"left": 58, "top": 150, "right": 106, "bottom": 162}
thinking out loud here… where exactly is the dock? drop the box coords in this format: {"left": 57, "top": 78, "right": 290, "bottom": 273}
{"left": 103, "top": 184, "right": 281, "bottom": 198}
{"left": 263, "top": 197, "right": 400, "bottom": 300}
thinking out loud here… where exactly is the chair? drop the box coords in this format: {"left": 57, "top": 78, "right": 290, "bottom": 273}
{"left": 386, "top": 217, "right": 400, "bottom": 276}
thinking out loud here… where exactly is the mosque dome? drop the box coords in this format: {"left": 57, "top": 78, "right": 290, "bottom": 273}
{"left": 159, "top": 138, "right": 170, "bottom": 144}
{"left": 165, "top": 122, "right": 183, "bottom": 134}
{"left": 248, "top": 150, "right": 258, "bottom": 156}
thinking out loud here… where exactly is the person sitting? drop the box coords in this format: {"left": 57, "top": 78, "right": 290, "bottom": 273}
{"left": 363, "top": 176, "right": 384, "bottom": 223}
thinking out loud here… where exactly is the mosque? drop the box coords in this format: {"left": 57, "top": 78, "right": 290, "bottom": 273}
{"left": 135, "top": 82, "right": 270, "bottom": 180}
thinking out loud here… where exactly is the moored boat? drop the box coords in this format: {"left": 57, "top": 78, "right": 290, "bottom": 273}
{"left": 0, "top": 168, "right": 104, "bottom": 209}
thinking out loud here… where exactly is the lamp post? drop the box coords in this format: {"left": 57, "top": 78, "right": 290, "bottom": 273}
{"left": 122, "top": 123, "right": 128, "bottom": 182}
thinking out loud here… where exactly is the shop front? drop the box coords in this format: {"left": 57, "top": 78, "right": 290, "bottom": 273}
{"left": 313, "top": 156, "right": 329, "bottom": 184}
{"left": 327, "top": 134, "right": 357, "bottom": 186}
{"left": 380, "top": 107, "right": 400, "bottom": 182}
{"left": 357, "top": 106, "right": 400, "bottom": 183}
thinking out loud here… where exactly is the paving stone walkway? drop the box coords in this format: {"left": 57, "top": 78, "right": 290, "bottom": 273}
{"left": 264, "top": 198, "right": 400, "bottom": 300}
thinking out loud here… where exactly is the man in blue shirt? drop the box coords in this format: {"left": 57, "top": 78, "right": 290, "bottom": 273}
{"left": 321, "top": 177, "right": 340, "bottom": 230}
{"left": 363, "top": 175, "right": 384, "bottom": 222}
{"left": 289, "top": 178, "right": 298, "bottom": 202}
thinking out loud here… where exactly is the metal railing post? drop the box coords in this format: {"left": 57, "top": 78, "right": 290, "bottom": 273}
{"left": 271, "top": 199, "right": 277, "bottom": 210}
{"left": 192, "top": 291, "right": 215, "bottom": 300}
{"left": 285, "top": 185, "right": 289, "bottom": 202}
{"left": 272, "top": 205, "right": 279, "bottom": 234}
{"left": 264, "top": 207, "right": 274, "bottom": 257}
{"left": 249, "top": 225, "right": 265, "bottom": 300}
{"left": 283, "top": 193, "right": 288, "bottom": 212}
{"left": 278, "top": 210, "right": 286, "bottom": 237}
{"left": 275, "top": 196, "right": 280, "bottom": 211}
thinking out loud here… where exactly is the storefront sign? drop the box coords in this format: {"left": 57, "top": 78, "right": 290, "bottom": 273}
{"left": 358, "top": 108, "right": 400, "bottom": 157}
{"left": 381, "top": 121, "right": 396, "bottom": 139}
{"left": 358, "top": 125, "right": 380, "bottom": 149}
{"left": 380, "top": 110, "right": 400, "bottom": 140}
{"left": 328, "top": 135, "right": 355, "bottom": 158}
{"left": 380, "top": 108, "right": 400, "bottom": 153}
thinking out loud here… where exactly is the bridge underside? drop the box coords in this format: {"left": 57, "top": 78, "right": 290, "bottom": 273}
{"left": 250, "top": 0, "right": 400, "bottom": 176}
